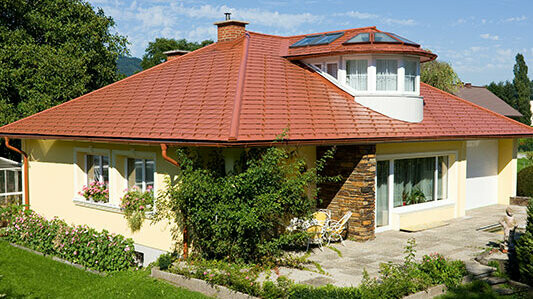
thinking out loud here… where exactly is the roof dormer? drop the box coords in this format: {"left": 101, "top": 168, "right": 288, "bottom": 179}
{"left": 292, "top": 28, "right": 434, "bottom": 123}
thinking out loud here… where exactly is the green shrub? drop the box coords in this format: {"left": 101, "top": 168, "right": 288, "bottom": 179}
{"left": 519, "top": 138, "right": 533, "bottom": 152}
{"left": 120, "top": 186, "right": 155, "bottom": 232}
{"left": 517, "top": 166, "right": 533, "bottom": 197}
{"left": 155, "top": 146, "right": 338, "bottom": 264}
{"left": 4, "top": 210, "right": 136, "bottom": 272}
{"left": 516, "top": 200, "right": 533, "bottom": 285}
{"left": 167, "top": 239, "right": 466, "bottom": 299}
{"left": 157, "top": 253, "right": 173, "bottom": 270}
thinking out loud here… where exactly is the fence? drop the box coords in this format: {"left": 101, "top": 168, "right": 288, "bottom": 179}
{"left": 0, "top": 157, "right": 23, "bottom": 206}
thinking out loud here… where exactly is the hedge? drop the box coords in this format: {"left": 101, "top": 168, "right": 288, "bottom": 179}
{"left": 518, "top": 165, "right": 533, "bottom": 198}
{"left": 2, "top": 209, "right": 136, "bottom": 272}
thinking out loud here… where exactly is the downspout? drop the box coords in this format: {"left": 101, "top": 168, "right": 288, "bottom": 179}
{"left": 4, "top": 137, "right": 29, "bottom": 210}
{"left": 160, "top": 144, "right": 188, "bottom": 259}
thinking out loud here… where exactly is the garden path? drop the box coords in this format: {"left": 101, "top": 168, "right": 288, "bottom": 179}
{"left": 273, "top": 204, "right": 527, "bottom": 287}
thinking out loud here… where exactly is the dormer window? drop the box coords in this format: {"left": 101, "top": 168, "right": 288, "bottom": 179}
{"left": 376, "top": 59, "right": 398, "bottom": 91}
{"left": 346, "top": 59, "right": 368, "bottom": 91}
{"left": 326, "top": 63, "right": 338, "bottom": 79}
{"left": 404, "top": 60, "right": 418, "bottom": 92}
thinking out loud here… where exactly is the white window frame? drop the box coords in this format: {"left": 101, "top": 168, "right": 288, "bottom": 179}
{"left": 375, "top": 151, "right": 456, "bottom": 231}
{"left": 125, "top": 158, "right": 155, "bottom": 193}
{"left": 73, "top": 147, "right": 113, "bottom": 208}
{"left": 113, "top": 150, "right": 157, "bottom": 195}
{"left": 86, "top": 155, "right": 109, "bottom": 185}
{"left": 325, "top": 62, "right": 339, "bottom": 79}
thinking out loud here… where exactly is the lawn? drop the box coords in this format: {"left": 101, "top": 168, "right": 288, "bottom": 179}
{"left": 0, "top": 241, "right": 208, "bottom": 299}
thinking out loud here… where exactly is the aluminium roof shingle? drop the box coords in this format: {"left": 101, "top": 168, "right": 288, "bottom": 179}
{"left": 0, "top": 27, "right": 532, "bottom": 145}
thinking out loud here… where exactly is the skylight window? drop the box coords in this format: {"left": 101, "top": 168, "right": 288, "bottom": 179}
{"left": 374, "top": 32, "right": 399, "bottom": 43}
{"left": 388, "top": 33, "right": 419, "bottom": 46}
{"left": 290, "top": 32, "right": 344, "bottom": 47}
{"left": 345, "top": 33, "right": 370, "bottom": 44}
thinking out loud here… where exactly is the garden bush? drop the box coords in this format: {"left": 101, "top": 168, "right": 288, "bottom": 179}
{"left": 155, "top": 145, "right": 338, "bottom": 263}
{"left": 167, "top": 239, "right": 466, "bottom": 299}
{"left": 516, "top": 200, "right": 533, "bottom": 285}
{"left": 517, "top": 165, "right": 533, "bottom": 197}
{"left": 2, "top": 209, "right": 136, "bottom": 272}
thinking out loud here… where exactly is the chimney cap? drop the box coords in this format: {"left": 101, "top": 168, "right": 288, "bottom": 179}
{"left": 163, "top": 49, "right": 190, "bottom": 56}
{"left": 464, "top": 82, "right": 472, "bottom": 88}
{"left": 213, "top": 20, "right": 249, "bottom": 27}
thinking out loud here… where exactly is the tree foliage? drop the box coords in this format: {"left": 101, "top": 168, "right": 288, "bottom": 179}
{"left": 0, "top": 0, "right": 128, "bottom": 157}
{"left": 140, "top": 38, "right": 213, "bottom": 70}
{"left": 420, "top": 60, "right": 462, "bottom": 94}
{"left": 516, "top": 200, "right": 533, "bottom": 285}
{"left": 487, "top": 53, "right": 532, "bottom": 125}
{"left": 513, "top": 53, "right": 532, "bottom": 125}
{"left": 154, "top": 146, "right": 338, "bottom": 263}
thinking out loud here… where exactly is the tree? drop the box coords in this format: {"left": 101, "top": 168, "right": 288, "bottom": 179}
{"left": 0, "top": 0, "right": 128, "bottom": 158}
{"left": 141, "top": 38, "right": 213, "bottom": 70}
{"left": 516, "top": 200, "right": 533, "bottom": 285}
{"left": 513, "top": 53, "right": 532, "bottom": 125}
{"left": 420, "top": 60, "right": 462, "bottom": 94}
{"left": 487, "top": 81, "right": 517, "bottom": 109}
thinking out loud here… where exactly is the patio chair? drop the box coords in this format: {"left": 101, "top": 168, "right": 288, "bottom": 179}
{"left": 326, "top": 211, "right": 352, "bottom": 246}
{"left": 306, "top": 210, "right": 331, "bottom": 251}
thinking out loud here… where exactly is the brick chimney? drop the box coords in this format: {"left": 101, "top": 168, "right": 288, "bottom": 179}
{"left": 214, "top": 13, "right": 248, "bottom": 42}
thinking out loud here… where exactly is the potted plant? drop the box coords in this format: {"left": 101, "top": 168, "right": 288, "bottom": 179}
{"left": 79, "top": 181, "right": 109, "bottom": 203}
{"left": 120, "top": 186, "right": 154, "bottom": 232}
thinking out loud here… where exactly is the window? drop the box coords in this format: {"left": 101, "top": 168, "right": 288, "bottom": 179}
{"left": 374, "top": 32, "right": 399, "bottom": 43}
{"left": 127, "top": 158, "right": 154, "bottom": 192}
{"left": 376, "top": 59, "right": 398, "bottom": 91}
{"left": 345, "top": 33, "right": 370, "bottom": 44}
{"left": 313, "top": 63, "right": 323, "bottom": 71}
{"left": 404, "top": 61, "right": 417, "bottom": 92}
{"left": 346, "top": 59, "right": 368, "bottom": 91}
{"left": 326, "top": 63, "right": 338, "bottom": 79}
{"left": 377, "top": 156, "right": 449, "bottom": 209}
{"left": 376, "top": 160, "right": 389, "bottom": 227}
{"left": 86, "top": 155, "right": 109, "bottom": 186}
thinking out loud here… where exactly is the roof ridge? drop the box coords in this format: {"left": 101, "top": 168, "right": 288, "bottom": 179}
{"left": 421, "top": 82, "right": 533, "bottom": 131}
{"left": 0, "top": 41, "right": 221, "bottom": 132}
{"left": 228, "top": 33, "right": 251, "bottom": 140}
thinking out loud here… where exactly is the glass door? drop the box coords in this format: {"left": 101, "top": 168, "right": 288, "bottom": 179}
{"left": 376, "top": 160, "right": 390, "bottom": 228}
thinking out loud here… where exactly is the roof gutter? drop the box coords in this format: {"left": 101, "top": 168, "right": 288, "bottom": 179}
{"left": 160, "top": 144, "right": 188, "bottom": 259}
{"left": 4, "top": 137, "right": 29, "bottom": 210}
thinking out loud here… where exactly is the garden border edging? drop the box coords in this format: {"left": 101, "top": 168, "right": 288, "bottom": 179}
{"left": 151, "top": 267, "right": 258, "bottom": 299}
{"left": 9, "top": 243, "right": 104, "bottom": 276}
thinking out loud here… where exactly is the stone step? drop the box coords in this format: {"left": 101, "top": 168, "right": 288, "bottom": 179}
{"left": 492, "top": 286, "right": 515, "bottom": 296}
{"left": 464, "top": 261, "right": 495, "bottom": 278}
{"left": 481, "top": 276, "right": 507, "bottom": 285}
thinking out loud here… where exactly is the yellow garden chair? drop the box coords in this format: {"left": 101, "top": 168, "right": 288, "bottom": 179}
{"left": 326, "top": 211, "right": 352, "bottom": 246}
{"left": 306, "top": 210, "right": 331, "bottom": 251}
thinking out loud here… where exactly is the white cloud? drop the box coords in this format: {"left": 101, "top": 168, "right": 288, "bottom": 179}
{"left": 502, "top": 16, "right": 526, "bottom": 22}
{"left": 383, "top": 18, "right": 416, "bottom": 26}
{"left": 340, "top": 11, "right": 378, "bottom": 19}
{"left": 336, "top": 11, "right": 416, "bottom": 26}
{"left": 170, "top": 4, "right": 321, "bottom": 29}
{"left": 480, "top": 33, "right": 499, "bottom": 40}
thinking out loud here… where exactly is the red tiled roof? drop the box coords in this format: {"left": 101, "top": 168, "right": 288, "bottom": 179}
{"left": 1, "top": 28, "right": 532, "bottom": 145}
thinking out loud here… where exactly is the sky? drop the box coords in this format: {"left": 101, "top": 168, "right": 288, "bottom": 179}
{"left": 88, "top": 0, "right": 533, "bottom": 85}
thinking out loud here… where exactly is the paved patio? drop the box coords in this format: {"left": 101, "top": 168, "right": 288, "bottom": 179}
{"left": 276, "top": 204, "right": 528, "bottom": 287}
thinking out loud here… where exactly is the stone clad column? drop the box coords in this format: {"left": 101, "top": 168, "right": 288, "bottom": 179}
{"left": 317, "top": 145, "right": 376, "bottom": 241}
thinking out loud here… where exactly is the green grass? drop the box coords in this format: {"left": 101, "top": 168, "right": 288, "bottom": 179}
{"left": 518, "top": 158, "right": 532, "bottom": 173}
{"left": 0, "top": 241, "right": 208, "bottom": 299}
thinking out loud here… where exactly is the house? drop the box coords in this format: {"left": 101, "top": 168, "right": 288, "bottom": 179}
{"left": 455, "top": 83, "right": 522, "bottom": 118}
{"left": 2, "top": 18, "right": 533, "bottom": 264}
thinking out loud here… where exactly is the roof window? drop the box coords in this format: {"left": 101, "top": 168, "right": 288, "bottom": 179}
{"left": 290, "top": 32, "right": 344, "bottom": 48}
{"left": 345, "top": 33, "right": 370, "bottom": 43}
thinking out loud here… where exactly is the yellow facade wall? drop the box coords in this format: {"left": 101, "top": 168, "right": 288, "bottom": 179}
{"left": 22, "top": 139, "right": 178, "bottom": 252}
{"left": 497, "top": 139, "right": 517, "bottom": 204}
